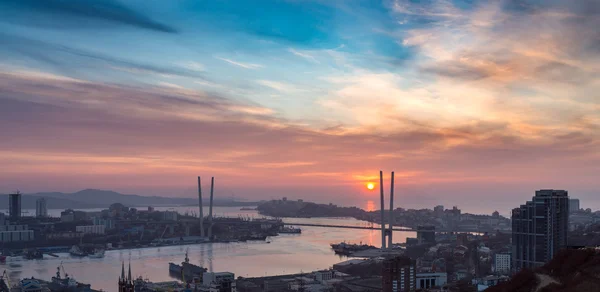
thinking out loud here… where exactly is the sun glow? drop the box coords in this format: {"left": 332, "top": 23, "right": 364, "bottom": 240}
{"left": 366, "top": 182, "right": 375, "bottom": 190}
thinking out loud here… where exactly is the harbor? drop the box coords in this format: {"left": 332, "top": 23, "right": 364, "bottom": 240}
{"left": 1, "top": 213, "right": 415, "bottom": 291}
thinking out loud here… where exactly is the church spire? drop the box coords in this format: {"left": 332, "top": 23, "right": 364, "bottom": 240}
{"left": 121, "top": 261, "right": 125, "bottom": 281}
{"left": 127, "top": 261, "right": 132, "bottom": 282}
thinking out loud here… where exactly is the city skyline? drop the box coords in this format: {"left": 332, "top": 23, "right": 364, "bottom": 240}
{"left": 0, "top": 0, "right": 599, "bottom": 213}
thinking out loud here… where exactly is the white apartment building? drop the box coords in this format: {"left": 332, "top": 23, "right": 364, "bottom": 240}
{"left": 75, "top": 225, "right": 106, "bottom": 235}
{"left": 495, "top": 253, "right": 511, "bottom": 274}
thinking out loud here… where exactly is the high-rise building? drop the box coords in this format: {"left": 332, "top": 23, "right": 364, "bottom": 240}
{"left": 512, "top": 189, "right": 569, "bottom": 271}
{"left": 36, "top": 198, "right": 47, "bottom": 218}
{"left": 9, "top": 192, "right": 22, "bottom": 220}
{"left": 569, "top": 199, "right": 580, "bottom": 213}
{"left": 382, "top": 256, "right": 416, "bottom": 292}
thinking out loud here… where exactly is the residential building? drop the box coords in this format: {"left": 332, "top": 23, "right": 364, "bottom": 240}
{"left": 35, "top": 198, "right": 47, "bottom": 218}
{"left": 315, "top": 270, "right": 334, "bottom": 283}
{"left": 0, "top": 225, "right": 28, "bottom": 231}
{"left": 162, "top": 211, "right": 178, "bottom": 221}
{"left": 9, "top": 192, "right": 22, "bottom": 220}
{"left": 416, "top": 272, "right": 447, "bottom": 290}
{"left": 494, "top": 253, "right": 511, "bottom": 275}
{"left": 47, "top": 232, "right": 84, "bottom": 240}
{"left": 382, "top": 256, "right": 416, "bottom": 292}
{"left": 569, "top": 199, "right": 580, "bottom": 213}
{"left": 0, "top": 230, "right": 34, "bottom": 242}
{"left": 93, "top": 217, "right": 116, "bottom": 230}
{"left": 512, "top": 189, "right": 569, "bottom": 271}
{"left": 76, "top": 225, "right": 106, "bottom": 235}
{"left": 61, "top": 209, "right": 86, "bottom": 222}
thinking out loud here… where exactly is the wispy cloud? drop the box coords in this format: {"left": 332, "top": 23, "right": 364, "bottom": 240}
{"left": 216, "top": 57, "right": 263, "bottom": 69}
{"left": 181, "top": 62, "right": 205, "bottom": 72}
{"left": 0, "top": 34, "right": 202, "bottom": 78}
{"left": 251, "top": 161, "right": 316, "bottom": 168}
{"left": 288, "top": 48, "right": 320, "bottom": 64}
{"left": 256, "top": 80, "right": 299, "bottom": 93}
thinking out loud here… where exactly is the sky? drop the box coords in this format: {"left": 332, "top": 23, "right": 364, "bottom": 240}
{"left": 0, "top": 0, "right": 599, "bottom": 214}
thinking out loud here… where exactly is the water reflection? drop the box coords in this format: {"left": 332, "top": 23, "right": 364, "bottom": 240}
{"left": 365, "top": 200, "right": 376, "bottom": 212}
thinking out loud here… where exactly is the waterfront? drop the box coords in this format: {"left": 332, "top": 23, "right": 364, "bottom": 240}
{"left": 2, "top": 207, "right": 415, "bottom": 291}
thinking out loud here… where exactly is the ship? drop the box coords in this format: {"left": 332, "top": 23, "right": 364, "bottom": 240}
{"left": 24, "top": 249, "right": 43, "bottom": 260}
{"left": 88, "top": 249, "right": 105, "bottom": 258}
{"left": 278, "top": 226, "right": 301, "bottom": 234}
{"left": 330, "top": 241, "right": 375, "bottom": 255}
{"left": 169, "top": 249, "right": 207, "bottom": 281}
{"left": 239, "top": 234, "right": 267, "bottom": 241}
{"left": 49, "top": 262, "right": 92, "bottom": 291}
{"left": 69, "top": 246, "right": 86, "bottom": 257}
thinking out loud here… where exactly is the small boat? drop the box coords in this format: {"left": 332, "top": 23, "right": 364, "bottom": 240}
{"left": 279, "top": 226, "right": 302, "bottom": 234}
{"left": 24, "top": 249, "right": 43, "bottom": 260}
{"left": 69, "top": 245, "right": 86, "bottom": 257}
{"left": 88, "top": 249, "right": 105, "bottom": 258}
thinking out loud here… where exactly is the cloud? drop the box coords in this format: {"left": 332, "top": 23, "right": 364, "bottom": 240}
{"left": 251, "top": 161, "right": 316, "bottom": 168}
{"left": 0, "top": 34, "right": 203, "bottom": 79}
{"left": 216, "top": 57, "right": 263, "bottom": 69}
{"left": 181, "top": 62, "right": 205, "bottom": 72}
{"left": 394, "top": 0, "right": 600, "bottom": 87}
{"left": 256, "top": 80, "right": 300, "bottom": 93}
{"left": 0, "top": 0, "right": 176, "bottom": 33}
{"left": 288, "top": 48, "right": 320, "bottom": 64}
{"left": 0, "top": 70, "right": 598, "bottom": 209}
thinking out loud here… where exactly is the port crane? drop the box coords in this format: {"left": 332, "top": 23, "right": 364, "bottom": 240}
{"left": 1, "top": 270, "right": 11, "bottom": 292}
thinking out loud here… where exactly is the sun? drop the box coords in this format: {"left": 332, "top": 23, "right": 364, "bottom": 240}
{"left": 366, "top": 182, "right": 375, "bottom": 190}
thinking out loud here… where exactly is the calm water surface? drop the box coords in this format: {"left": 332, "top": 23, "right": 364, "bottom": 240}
{"left": 2, "top": 206, "right": 415, "bottom": 291}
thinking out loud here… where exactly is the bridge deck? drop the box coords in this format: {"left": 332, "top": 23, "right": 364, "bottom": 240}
{"left": 282, "top": 222, "right": 415, "bottom": 231}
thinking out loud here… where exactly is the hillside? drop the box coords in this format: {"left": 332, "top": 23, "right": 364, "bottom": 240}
{"left": 257, "top": 200, "right": 372, "bottom": 220}
{"left": 486, "top": 248, "right": 600, "bottom": 292}
{"left": 0, "top": 189, "right": 255, "bottom": 209}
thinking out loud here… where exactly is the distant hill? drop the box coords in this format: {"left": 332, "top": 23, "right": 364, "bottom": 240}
{"left": 0, "top": 189, "right": 256, "bottom": 210}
